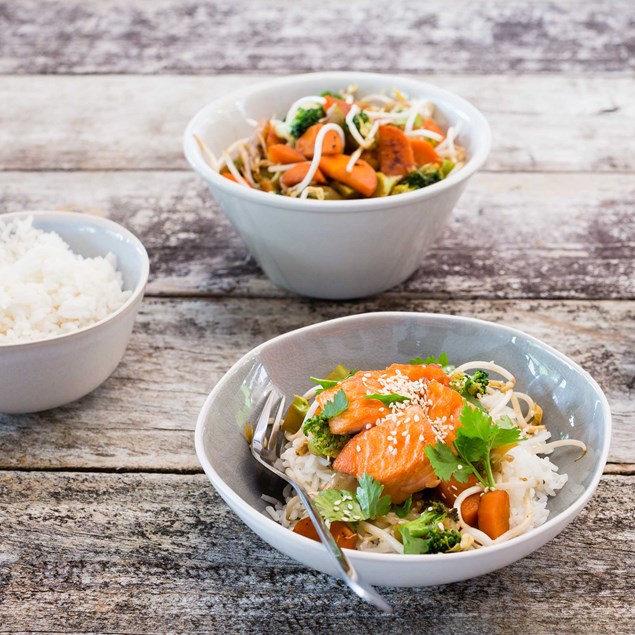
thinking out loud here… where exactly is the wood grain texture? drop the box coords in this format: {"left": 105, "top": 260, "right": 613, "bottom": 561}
{"left": 0, "top": 1, "right": 633, "bottom": 75}
{"left": 1, "top": 74, "right": 634, "bottom": 172}
{"left": 1, "top": 170, "right": 633, "bottom": 301}
{"left": 0, "top": 297, "right": 632, "bottom": 470}
{"left": 0, "top": 470, "right": 633, "bottom": 633}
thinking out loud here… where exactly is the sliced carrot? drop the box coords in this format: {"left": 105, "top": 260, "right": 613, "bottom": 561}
{"left": 478, "top": 489, "right": 510, "bottom": 540}
{"left": 268, "top": 143, "right": 306, "bottom": 164}
{"left": 293, "top": 517, "right": 357, "bottom": 549}
{"left": 410, "top": 138, "right": 441, "bottom": 166}
{"left": 360, "top": 147, "right": 380, "bottom": 171}
{"left": 220, "top": 170, "right": 238, "bottom": 183}
{"left": 318, "top": 154, "right": 378, "bottom": 197}
{"left": 378, "top": 125, "right": 416, "bottom": 176}
{"left": 324, "top": 95, "right": 353, "bottom": 116}
{"left": 421, "top": 117, "right": 444, "bottom": 137}
{"left": 280, "top": 162, "right": 327, "bottom": 187}
{"left": 461, "top": 493, "right": 481, "bottom": 528}
{"left": 295, "top": 124, "right": 344, "bottom": 158}
{"left": 265, "top": 120, "right": 284, "bottom": 146}
{"left": 435, "top": 473, "right": 480, "bottom": 506}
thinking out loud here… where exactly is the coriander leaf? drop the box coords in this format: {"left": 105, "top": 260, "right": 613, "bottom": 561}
{"left": 454, "top": 435, "right": 488, "bottom": 464}
{"left": 424, "top": 443, "right": 474, "bottom": 483}
{"left": 313, "top": 489, "right": 365, "bottom": 522}
{"left": 310, "top": 376, "right": 339, "bottom": 393}
{"left": 491, "top": 425, "right": 523, "bottom": 448}
{"left": 393, "top": 496, "right": 413, "bottom": 518}
{"left": 456, "top": 403, "right": 496, "bottom": 442}
{"left": 410, "top": 352, "right": 454, "bottom": 373}
{"left": 364, "top": 393, "right": 411, "bottom": 406}
{"left": 399, "top": 527, "right": 431, "bottom": 555}
{"left": 356, "top": 473, "right": 391, "bottom": 518}
{"left": 323, "top": 389, "right": 349, "bottom": 418}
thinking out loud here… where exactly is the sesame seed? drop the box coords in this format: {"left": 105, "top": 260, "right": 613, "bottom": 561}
{"left": 414, "top": 414, "right": 420, "bottom": 422}
{"left": 348, "top": 504, "right": 354, "bottom": 510}
{"left": 457, "top": 464, "right": 463, "bottom": 469}
{"left": 356, "top": 445, "right": 361, "bottom": 452}
{"left": 419, "top": 434, "right": 424, "bottom": 442}
{"left": 379, "top": 407, "right": 385, "bottom": 413}
{"left": 387, "top": 445, "right": 394, "bottom": 453}
{"left": 387, "top": 435, "right": 394, "bottom": 442}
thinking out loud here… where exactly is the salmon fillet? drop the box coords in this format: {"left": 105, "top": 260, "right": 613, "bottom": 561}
{"left": 426, "top": 380, "right": 465, "bottom": 445}
{"left": 316, "top": 363, "right": 449, "bottom": 436}
{"left": 332, "top": 405, "right": 440, "bottom": 503}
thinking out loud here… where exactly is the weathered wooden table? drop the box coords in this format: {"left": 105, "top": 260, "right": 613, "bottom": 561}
{"left": 1, "top": 1, "right": 634, "bottom": 632}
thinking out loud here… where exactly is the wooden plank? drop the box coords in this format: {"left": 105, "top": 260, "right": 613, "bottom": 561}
{"left": 0, "top": 1, "right": 633, "bottom": 75}
{"left": 1, "top": 170, "right": 633, "bottom": 301}
{"left": 0, "top": 470, "right": 633, "bottom": 633}
{"left": 0, "top": 297, "right": 632, "bottom": 470}
{"left": 1, "top": 74, "right": 634, "bottom": 172}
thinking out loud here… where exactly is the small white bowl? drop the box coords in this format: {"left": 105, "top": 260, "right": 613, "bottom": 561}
{"left": 0, "top": 211, "right": 149, "bottom": 414}
{"left": 195, "top": 312, "right": 611, "bottom": 587}
{"left": 184, "top": 72, "right": 491, "bottom": 300}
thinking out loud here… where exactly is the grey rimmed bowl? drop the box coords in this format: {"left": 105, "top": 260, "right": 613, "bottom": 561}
{"left": 0, "top": 211, "right": 149, "bottom": 414}
{"left": 195, "top": 312, "right": 610, "bottom": 587}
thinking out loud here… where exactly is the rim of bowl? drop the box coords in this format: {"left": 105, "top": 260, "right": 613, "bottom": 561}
{"left": 195, "top": 311, "right": 611, "bottom": 563}
{"left": 183, "top": 71, "right": 492, "bottom": 213}
{"left": 0, "top": 210, "right": 150, "bottom": 350}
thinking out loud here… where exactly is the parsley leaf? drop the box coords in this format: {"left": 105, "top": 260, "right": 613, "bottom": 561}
{"left": 313, "top": 489, "right": 365, "bottom": 522}
{"left": 393, "top": 496, "right": 413, "bottom": 518}
{"left": 322, "top": 389, "right": 349, "bottom": 418}
{"left": 313, "top": 474, "right": 391, "bottom": 523}
{"left": 425, "top": 403, "right": 524, "bottom": 488}
{"left": 364, "top": 393, "right": 411, "bottom": 406}
{"left": 425, "top": 442, "right": 475, "bottom": 483}
{"left": 356, "top": 473, "right": 391, "bottom": 518}
{"left": 310, "top": 376, "right": 339, "bottom": 392}
{"left": 410, "top": 352, "right": 454, "bottom": 373}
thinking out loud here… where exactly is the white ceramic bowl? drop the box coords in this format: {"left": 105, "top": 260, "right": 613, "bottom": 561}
{"left": 0, "top": 211, "right": 149, "bottom": 414}
{"left": 184, "top": 72, "right": 491, "bottom": 300}
{"left": 195, "top": 312, "right": 611, "bottom": 587}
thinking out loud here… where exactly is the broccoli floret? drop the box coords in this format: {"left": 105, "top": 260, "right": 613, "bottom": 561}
{"left": 391, "top": 167, "right": 443, "bottom": 195}
{"left": 321, "top": 90, "right": 343, "bottom": 99}
{"left": 302, "top": 413, "right": 350, "bottom": 458}
{"left": 397, "top": 500, "right": 462, "bottom": 554}
{"left": 290, "top": 106, "right": 325, "bottom": 138}
{"left": 352, "top": 110, "right": 372, "bottom": 137}
{"left": 450, "top": 370, "right": 489, "bottom": 398}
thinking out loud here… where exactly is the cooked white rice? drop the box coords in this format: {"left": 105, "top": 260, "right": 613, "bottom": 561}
{"left": 0, "top": 216, "right": 131, "bottom": 345}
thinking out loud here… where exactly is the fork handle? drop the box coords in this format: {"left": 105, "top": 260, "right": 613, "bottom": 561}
{"left": 291, "top": 484, "right": 393, "bottom": 613}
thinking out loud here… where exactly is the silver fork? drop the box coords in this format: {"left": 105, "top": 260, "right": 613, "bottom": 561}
{"left": 251, "top": 390, "right": 393, "bottom": 613}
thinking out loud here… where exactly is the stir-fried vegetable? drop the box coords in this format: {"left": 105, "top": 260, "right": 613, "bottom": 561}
{"left": 198, "top": 86, "right": 466, "bottom": 199}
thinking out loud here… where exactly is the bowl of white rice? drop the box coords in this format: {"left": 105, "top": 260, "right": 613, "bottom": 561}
{"left": 195, "top": 312, "right": 611, "bottom": 587}
{"left": 0, "top": 211, "right": 149, "bottom": 414}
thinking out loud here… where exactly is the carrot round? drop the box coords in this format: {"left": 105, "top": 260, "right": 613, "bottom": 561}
{"left": 435, "top": 473, "right": 480, "bottom": 506}
{"left": 220, "top": 170, "right": 238, "bottom": 183}
{"left": 280, "top": 162, "right": 327, "bottom": 187}
{"left": 324, "top": 95, "right": 353, "bottom": 116}
{"left": 410, "top": 138, "right": 440, "bottom": 166}
{"left": 378, "top": 125, "right": 416, "bottom": 176}
{"left": 268, "top": 143, "right": 306, "bottom": 164}
{"left": 461, "top": 493, "right": 481, "bottom": 528}
{"left": 295, "top": 124, "right": 344, "bottom": 158}
{"left": 318, "top": 155, "right": 378, "bottom": 197}
{"left": 264, "top": 121, "right": 284, "bottom": 146}
{"left": 478, "top": 489, "right": 510, "bottom": 540}
{"left": 293, "top": 517, "right": 357, "bottom": 549}
{"left": 421, "top": 117, "right": 444, "bottom": 137}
